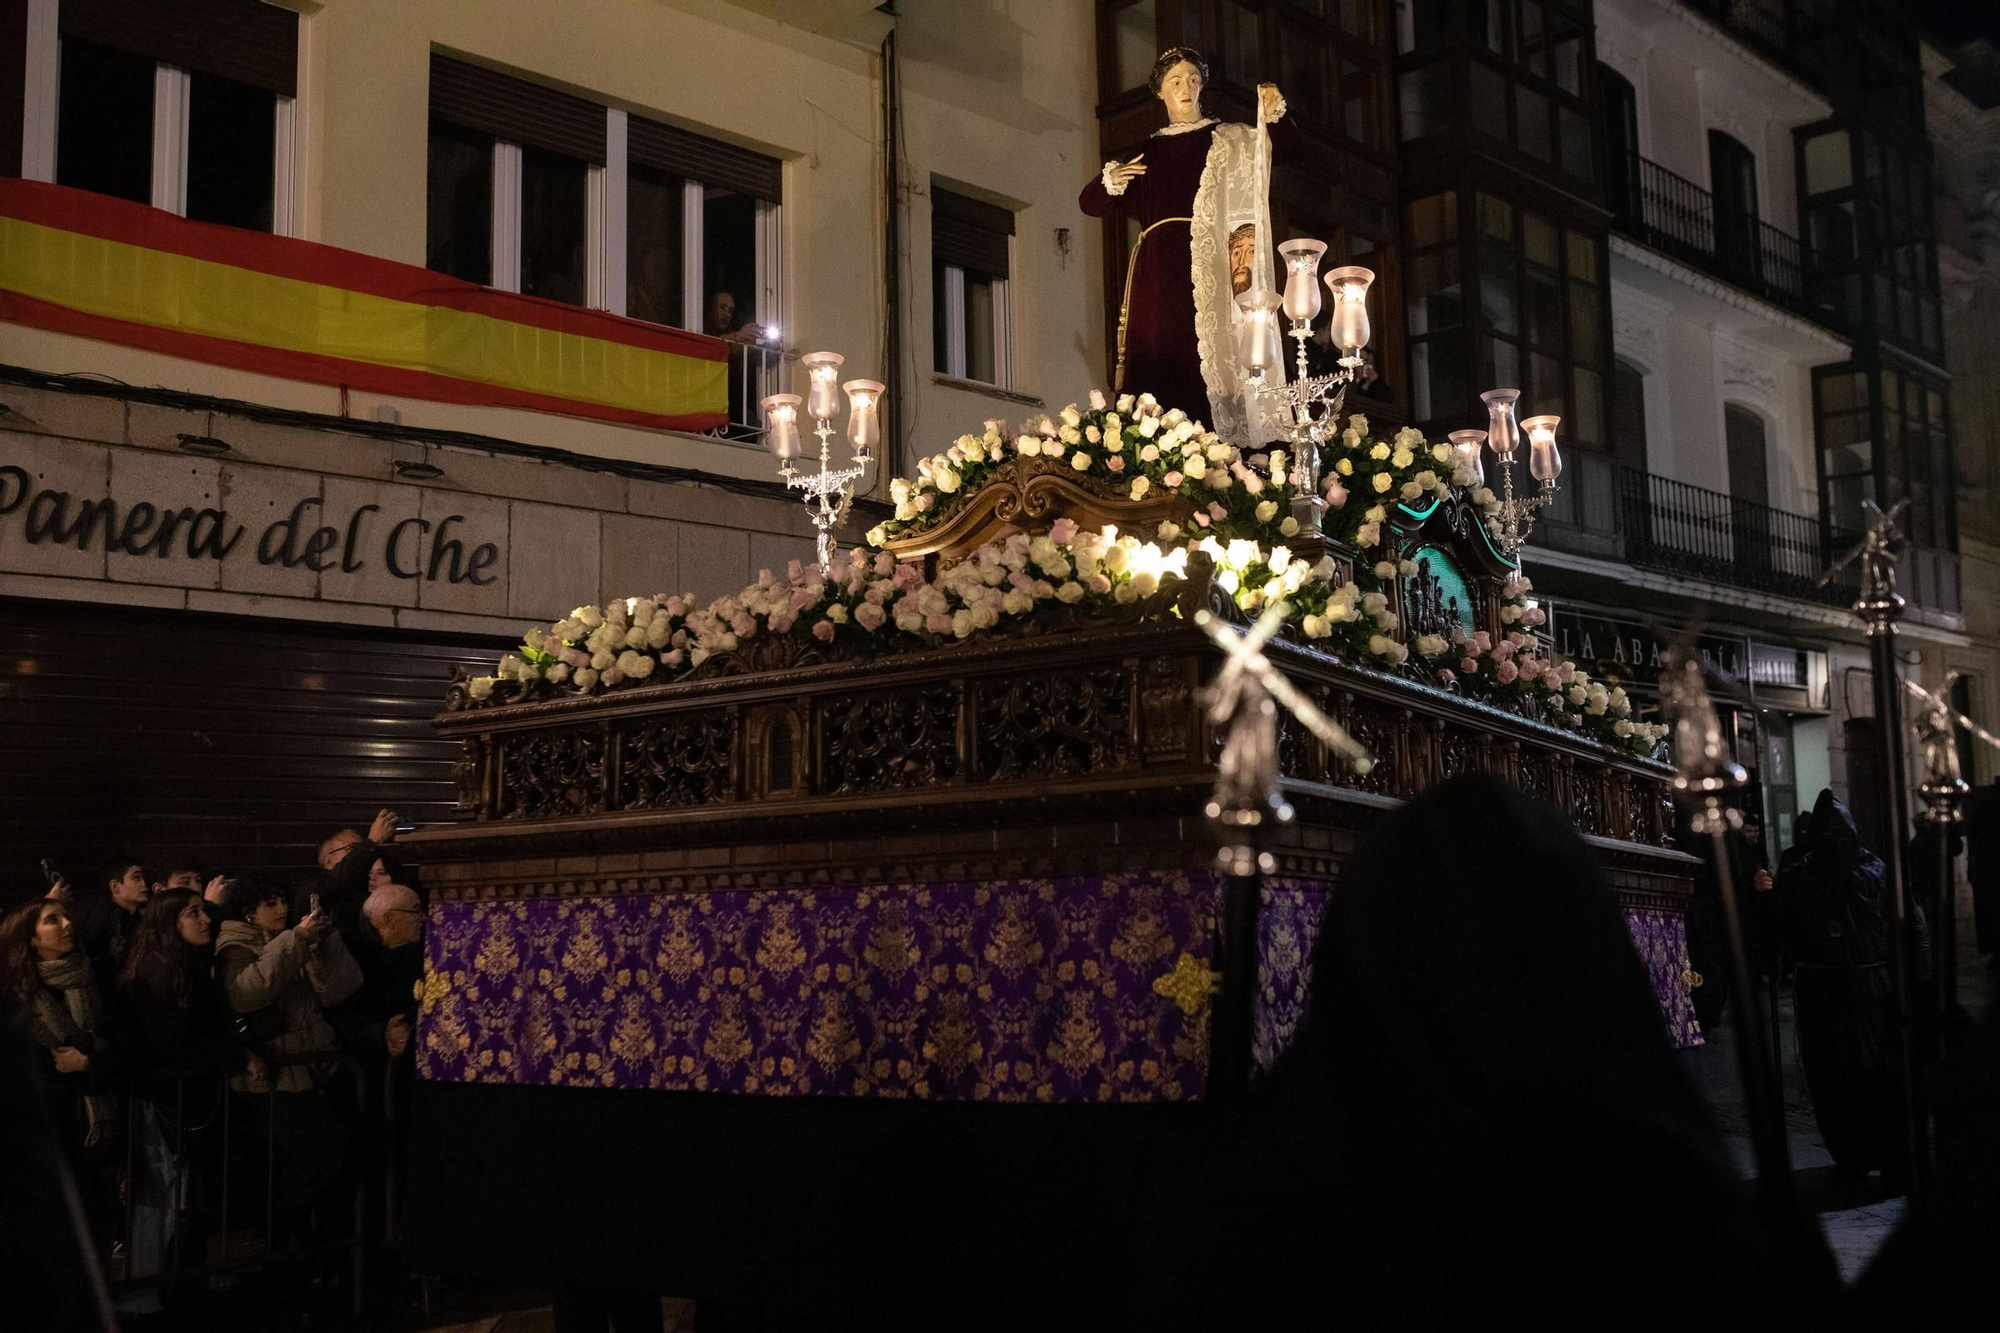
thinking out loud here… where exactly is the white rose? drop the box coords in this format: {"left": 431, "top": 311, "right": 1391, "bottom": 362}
{"left": 1374, "top": 560, "right": 1397, "bottom": 579}
{"left": 1002, "top": 589, "right": 1034, "bottom": 614}
{"left": 1368, "top": 634, "right": 1394, "bottom": 656}
{"left": 576, "top": 606, "right": 604, "bottom": 629}
{"left": 624, "top": 625, "right": 648, "bottom": 649}
{"left": 935, "top": 467, "right": 962, "bottom": 494}
{"left": 1301, "top": 614, "right": 1327, "bottom": 638}
{"left": 1431, "top": 443, "right": 1454, "bottom": 464}
{"left": 825, "top": 603, "right": 849, "bottom": 623}
{"left": 1056, "top": 581, "right": 1085, "bottom": 603}
{"left": 1256, "top": 500, "right": 1278, "bottom": 522}
{"left": 546, "top": 663, "right": 572, "bottom": 684}
{"left": 1390, "top": 448, "right": 1414, "bottom": 469}
{"left": 1071, "top": 451, "right": 1091, "bottom": 471}
{"left": 1017, "top": 436, "right": 1042, "bottom": 458}
{"left": 1130, "top": 476, "right": 1151, "bottom": 499}
{"left": 573, "top": 667, "right": 600, "bottom": 690}
{"left": 1060, "top": 405, "right": 1081, "bottom": 427}
{"left": 1140, "top": 443, "right": 1160, "bottom": 462}
{"left": 1279, "top": 517, "right": 1300, "bottom": 536}
{"left": 468, "top": 676, "right": 496, "bottom": 699}
{"left": 1138, "top": 416, "right": 1160, "bottom": 438}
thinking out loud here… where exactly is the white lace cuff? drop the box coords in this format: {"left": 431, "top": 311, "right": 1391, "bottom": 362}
{"left": 1101, "top": 161, "right": 1129, "bottom": 197}
{"left": 1265, "top": 96, "right": 1288, "bottom": 122}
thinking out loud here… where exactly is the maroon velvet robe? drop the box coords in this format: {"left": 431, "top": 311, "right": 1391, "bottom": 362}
{"left": 1079, "top": 115, "right": 1301, "bottom": 428}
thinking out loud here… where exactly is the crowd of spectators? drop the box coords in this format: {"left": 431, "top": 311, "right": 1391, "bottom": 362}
{"left": 0, "top": 811, "right": 423, "bottom": 1329}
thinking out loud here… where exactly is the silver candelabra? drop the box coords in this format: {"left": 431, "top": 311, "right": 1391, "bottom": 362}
{"left": 1480, "top": 388, "right": 1563, "bottom": 558}
{"left": 761, "top": 351, "right": 882, "bottom": 574}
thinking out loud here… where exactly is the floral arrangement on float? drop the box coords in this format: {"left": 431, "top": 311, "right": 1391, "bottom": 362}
{"left": 466, "top": 390, "right": 1668, "bottom": 760}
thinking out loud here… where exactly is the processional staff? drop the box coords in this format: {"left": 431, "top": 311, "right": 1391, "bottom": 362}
{"left": 1662, "top": 653, "right": 1797, "bottom": 1221}
{"left": 1819, "top": 499, "right": 1925, "bottom": 1186}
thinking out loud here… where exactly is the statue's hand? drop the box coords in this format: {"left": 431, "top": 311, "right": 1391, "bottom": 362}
{"left": 1257, "top": 83, "right": 1286, "bottom": 120}
{"left": 1107, "top": 153, "right": 1147, "bottom": 188}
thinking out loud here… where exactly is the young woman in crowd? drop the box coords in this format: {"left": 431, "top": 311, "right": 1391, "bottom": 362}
{"left": 0, "top": 895, "right": 127, "bottom": 1276}
{"left": 116, "top": 888, "right": 264, "bottom": 1323}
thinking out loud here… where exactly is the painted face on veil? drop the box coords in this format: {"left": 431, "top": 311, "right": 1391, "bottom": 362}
{"left": 1157, "top": 60, "right": 1204, "bottom": 121}
{"left": 1228, "top": 225, "right": 1257, "bottom": 294}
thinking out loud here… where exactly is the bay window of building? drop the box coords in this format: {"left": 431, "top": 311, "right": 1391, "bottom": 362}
{"left": 1405, "top": 191, "right": 1466, "bottom": 422}
{"left": 1798, "top": 123, "right": 1942, "bottom": 359}
{"left": 35, "top": 0, "right": 298, "bottom": 231}
{"left": 932, "top": 184, "right": 1015, "bottom": 389}
{"left": 1474, "top": 190, "right": 1606, "bottom": 446}
{"left": 1813, "top": 362, "right": 1953, "bottom": 554}
{"left": 1398, "top": 0, "right": 1593, "bottom": 189}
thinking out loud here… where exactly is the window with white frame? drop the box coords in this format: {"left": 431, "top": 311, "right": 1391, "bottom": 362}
{"left": 425, "top": 55, "right": 783, "bottom": 347}
{"left": 22, "top": 0, "right": 298, "bottom": 232}
{"left": 931, "top": 183, "right": 1014, "bottom": 388}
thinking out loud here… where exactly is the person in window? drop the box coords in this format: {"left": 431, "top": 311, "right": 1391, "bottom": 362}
{"left": 705, "top": 289, "right": 769, "bottom": 435}
{"left": 1078, "top": 48, "right": 1299, "bottom": 444}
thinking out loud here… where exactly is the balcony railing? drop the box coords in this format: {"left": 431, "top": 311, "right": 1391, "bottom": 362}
{"left": 1535, "top": 450, "right": 1973, "bottom": 614}
{"left": 1607, "top": 152, "right": 1843, "bottom": 332}
{"left": 707, "top": 340, "right": 798, "bottom": 443}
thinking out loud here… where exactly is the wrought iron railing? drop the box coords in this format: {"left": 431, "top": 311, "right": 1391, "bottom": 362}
{"left": 705, "top": 340, "right": 797, "bottom": 443}
{"left": 1537, "top": 451, "right": 1862, "bottom": 605}
{"left": 1608, "top": 152, "right": 1842, "bottom": 332}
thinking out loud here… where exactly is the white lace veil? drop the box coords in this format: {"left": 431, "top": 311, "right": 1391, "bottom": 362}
{"left": 1190, "top": 104, "right": 1291, "bottom": 447}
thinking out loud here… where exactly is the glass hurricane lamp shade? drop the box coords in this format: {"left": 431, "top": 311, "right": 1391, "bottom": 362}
{"left": 801, "top": 351, "right": 846, "bottom": 421}
{"left": 1447, "top": 429, "right": 1487, "bottom": 487}
{"left": 1323, "top": 265, "right": 1374, "bottom": 358}
{"left": 843, "top": 379, "right": 885, "bottom": 458}
{"left": 1277, "top": 238, "right": 1328, "bottom": 322}
{"left": 1522, "top": 414, "right": 1563, "bottom": 484}
{"left": 1235, "top": 288, "right": 1284, "bottom": 375}
{"left": 761, "top": 393, "right": 803, "bottom": 467}
{"left": 1480, "top": 388, "right": 1521, "bottom": 460}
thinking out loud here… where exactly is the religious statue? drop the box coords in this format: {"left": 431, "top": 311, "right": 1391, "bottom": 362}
{"left": 1079, "top": 47, "right": 1299, "bottom": 445}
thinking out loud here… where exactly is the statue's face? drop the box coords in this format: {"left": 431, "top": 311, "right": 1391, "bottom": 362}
{"left": 1157, "top": 60, "right": 1204, "bottom": 121}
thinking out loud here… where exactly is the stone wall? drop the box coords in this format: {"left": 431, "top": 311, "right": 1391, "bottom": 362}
{"left": 0, "top": 381, "right": 821, "bottom": 639}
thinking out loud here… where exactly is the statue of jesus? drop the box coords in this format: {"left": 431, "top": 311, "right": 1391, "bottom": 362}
{"left": 1079, "top": 48, "right": 1299, "bottom": 445}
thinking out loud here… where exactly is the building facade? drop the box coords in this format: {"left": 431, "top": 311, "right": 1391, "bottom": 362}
{"left": 2, "top": 0, "right": 1983, "bottom": 881}
{"left": 0, "top": 0, "right": 1107, "bottom": 879}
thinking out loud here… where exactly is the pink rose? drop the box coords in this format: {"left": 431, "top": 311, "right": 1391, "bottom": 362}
{"left": 1106, "top": 456, "right": 1126, "bottom": 473}
{"left": 1439, "top": 668, "right": 1456, "bottom": 682}
{"left": 874, "top": 552, "right": 896, "bottom": 577}
{"left": 812, "top": 620, "right": 836, "bottom": 642}
{"left": 855, "top": 602, "right": 886, "bottom": 631}
{"left": 893, "top": 563, "right": 924, "bottom": 591}
{"left": 1523, "top": 606, "right": 1546, "bottom": 626}
{"left": 661, "top": 649, "right": 684, "bottom": 667}
{"left": 664, "top": 596, "right": 686, "bottom": 617}
{"left": 564, "top": 648, "right": 591, "bottom": 669}
{"left": 926, "top": 612, "right": 955, "bottom": 635}
{"left": 1473, "top": 630, "right": 1493, "bottom": 653}
{"left": 757, "top": 568, "right": 776, "bottom": 588}
{"left": 1325, "top": 479, "right": 1348, "bottom": 509}
{"left": 767, "top": 611, "right": 795, "bottom": 634}
{"left": 1543, "top": 672, "right": 1562, "bottom": 692}
{"left": 1049, "top": 517, "right": 1079, "bottom": 543}
{"left": 1496, "top": 660, "right": 1518, "bottom": 684}
{"left": 601, "top": 668, "right": 625, "bottom": 687}
{"left": 1165, "top": 471, "right": 1184, "bottom": 488}
{"left": 918, "top": 494, "right": 935, "bottom": 511}
{"left": 1193, "top": 511, "right": 1211, "bottom": 527}
{"left": 730, "top": 613, "right": 756, "bottom": 638}
{"left": 1087, "top": 574, "right": 1112, "bottom": 595}
{"left": 1460, "top": 657, "right": 1479, "bottom": 674}
{"left": 1208, "top": 501, "right": 1228, "bottom": 520}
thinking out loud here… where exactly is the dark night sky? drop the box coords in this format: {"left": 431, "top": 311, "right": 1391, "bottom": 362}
{"left": 1920, "top": 0, "right": 2000, "bottom": 47}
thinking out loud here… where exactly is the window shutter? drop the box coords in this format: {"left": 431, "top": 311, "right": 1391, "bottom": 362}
{"left": 932, "top": 186, "right": 1013, "bottom": 280}
{"left": 58, "top": 0, "right": 297, "bottom": 97}
{"left": 628, "top": 115, "right": 781, "bottom": 203}
{"left": 430, "top": 54, "right": 606, "bottom": 165}
{"left": 1, "top": 0, "right": 24, "bottom": 177}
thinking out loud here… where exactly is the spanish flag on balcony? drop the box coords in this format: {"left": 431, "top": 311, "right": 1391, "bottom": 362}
{"left": 0, "top": 179, "right": 727, "bottom": 433}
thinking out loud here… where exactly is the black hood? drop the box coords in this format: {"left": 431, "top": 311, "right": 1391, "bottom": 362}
{"left": 1811, "top": 788, "right": 1863, "bottom": 858}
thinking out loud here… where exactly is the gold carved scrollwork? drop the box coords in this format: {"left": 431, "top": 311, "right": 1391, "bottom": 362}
{"left": 879, "top": 455, "right": 1194, "bottom": 568}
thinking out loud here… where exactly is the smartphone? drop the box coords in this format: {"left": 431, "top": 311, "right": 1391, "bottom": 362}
{"left": 308, "top": 892, "right": 321, "bottom": 916}
{"left": 40, "top": 858, "right": 64, "bottom": 887}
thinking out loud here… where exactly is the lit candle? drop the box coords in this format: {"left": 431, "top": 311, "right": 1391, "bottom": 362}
{"left": 1481, "top": 388, "right": 1521, "bottom": 461}
{"left": 1447, "top": 429, "right": 1487, "bottom": 487}
{"left": 1522, "top": 414, "right": 1563, "bottom": 485}
{"left": 761, "top": 393, "right": 802, "bottom": 466}
{"left": 1278, "top": 239, "right": 1327, "bottom": 323}
{"left": 1323, "top": 265, "right": 1374, "bottom": 359}
{"left": 843, "top": 379, "right": 884, "bottom": 457}
{"left": 801, "top": 351, "right": 845, "bottom": 422}
{"left": 1236, "top": 289, "right": 1283, "bottom": 374}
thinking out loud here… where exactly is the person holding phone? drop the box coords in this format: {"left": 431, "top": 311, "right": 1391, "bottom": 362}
{"left": 292, "top": 809, "right": 404, "bottom": 954}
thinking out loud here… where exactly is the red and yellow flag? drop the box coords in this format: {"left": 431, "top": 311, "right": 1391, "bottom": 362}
{"left": 0, "top": 179, "right": 727, "bottom": 433}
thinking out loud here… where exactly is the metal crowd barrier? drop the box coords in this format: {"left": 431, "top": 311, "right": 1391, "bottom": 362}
{"left": 109, "top": 1050, "right": 389, "bottom": 1319}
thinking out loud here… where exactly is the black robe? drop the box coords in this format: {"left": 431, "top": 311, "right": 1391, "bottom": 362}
{"left": 1783, "top": 792, "right": 1899, "bottom": 1174}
